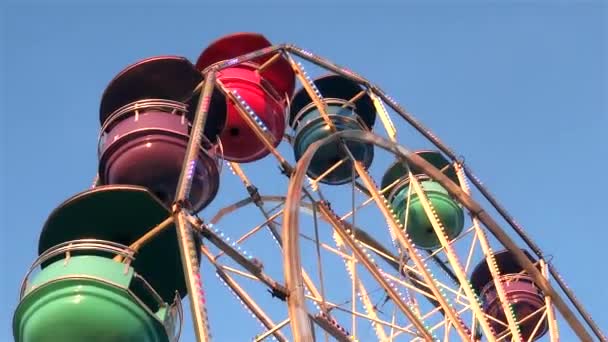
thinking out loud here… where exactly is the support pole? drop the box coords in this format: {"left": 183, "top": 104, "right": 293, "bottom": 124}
{"left": 172, "top": 70, "right": 217, "bottom": 342}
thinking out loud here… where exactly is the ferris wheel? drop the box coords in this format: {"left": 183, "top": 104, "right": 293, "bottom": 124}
{"left": 12, "top": 32, "right": 606, "bottom": 342}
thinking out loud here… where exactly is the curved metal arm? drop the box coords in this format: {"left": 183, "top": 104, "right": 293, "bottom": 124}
{"left": 288, "top": 129, "right": 595, "bottom": 342}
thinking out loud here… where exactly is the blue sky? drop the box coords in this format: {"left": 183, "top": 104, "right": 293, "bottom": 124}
{"left": 1, "top": 1, "right": 606, "bottom": 341}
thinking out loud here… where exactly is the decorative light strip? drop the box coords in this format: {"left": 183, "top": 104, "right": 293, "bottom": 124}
{"left": 207, "top": 223, "right": 255, "bottom": 261}
{"left": 232, "top": 90, "right": 271, "bottom": 134}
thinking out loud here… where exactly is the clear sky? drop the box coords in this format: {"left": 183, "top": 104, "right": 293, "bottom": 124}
{"left": 1, "top": 1, "right": 606, "bottom": 341}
